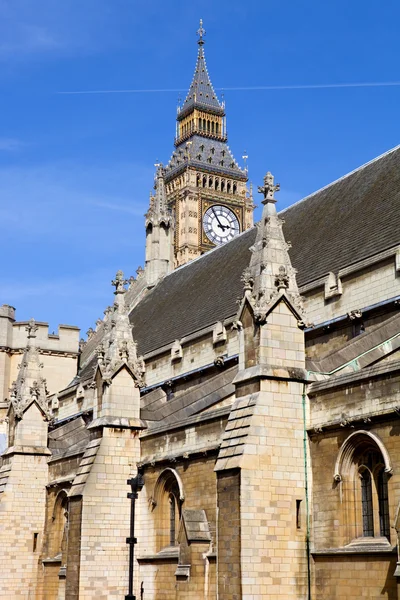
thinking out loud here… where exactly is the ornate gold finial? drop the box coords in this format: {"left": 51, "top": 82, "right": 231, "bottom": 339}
{"left": 197, "top": 18, "right": 205, "bottom": 46}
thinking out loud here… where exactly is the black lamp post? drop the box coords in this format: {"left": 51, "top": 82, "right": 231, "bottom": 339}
{"left": 125, "top": 472, "right": 144, "bottom": 600}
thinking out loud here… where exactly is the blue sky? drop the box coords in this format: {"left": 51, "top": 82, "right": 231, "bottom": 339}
{"left": 1, "top": 0, "right": 400, "bottom": 336}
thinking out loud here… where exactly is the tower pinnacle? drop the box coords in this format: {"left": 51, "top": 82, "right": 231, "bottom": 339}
{"left": 197, "top": 18, "right": 205, "bottom": 47}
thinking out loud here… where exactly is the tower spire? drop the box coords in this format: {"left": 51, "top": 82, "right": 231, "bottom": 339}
{"left": 177, "top": 20, "right": 224, "bottom": 121}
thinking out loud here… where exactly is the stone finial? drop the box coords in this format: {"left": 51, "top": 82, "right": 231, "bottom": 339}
{"left": 25, "top": 318, "right": 38, "bottom": 339}
{"left": 257, "top": 171, "right": 280, "bottom": 204}
{"left": 112, "top": 270, "right": 128, "bottom": 294}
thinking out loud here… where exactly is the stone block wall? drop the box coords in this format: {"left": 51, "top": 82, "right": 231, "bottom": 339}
{"left": 217, "top": 469, "right": 241, "bottom": 599}
{"left": 0, "top": 452, "right": 48, "bottom": 598}
{"left": 77, "top": 427, "right": 141, "bottom": 599}
{"left": 137, "top": 456, "right": 217, "bottom": 599}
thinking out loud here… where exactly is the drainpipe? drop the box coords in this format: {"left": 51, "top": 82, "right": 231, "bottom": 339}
{"left": 302, "top": 381, "right": 312, "bottom": 600}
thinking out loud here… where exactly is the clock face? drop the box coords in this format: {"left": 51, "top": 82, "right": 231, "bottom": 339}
{"left": 203, "top": 205, "right": 240, "bottom": 246}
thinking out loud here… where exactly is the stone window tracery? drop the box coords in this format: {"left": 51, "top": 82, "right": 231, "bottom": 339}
{"left": 334, "top": 431, "right": 392, "bottom": 542}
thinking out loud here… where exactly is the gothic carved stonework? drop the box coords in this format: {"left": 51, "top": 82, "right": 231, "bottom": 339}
{"left": 238, "top": 171, "right": 307, "bottom": 325}
{"left": 257, "top": 171, "right": 280, "bottom": 203}
{"left": 241, "top": 267, "right": 254, "bottom": 295}
{"left": 145, "top": 164, "right": 174, "bottom": 228}
{"left": 92, "top": 271, "right": 145, "bottom": 388}
{"left": 348, "top": 309, "right": 363, "bottom": 320}
{"left": 275, "top": 266, "right": 289, "bottom": 290}
{"left": 9, "top": 318, "right": 51, "bottom": 420}
{"left": 171, "top": 339, "right": 183, "bottom": 362}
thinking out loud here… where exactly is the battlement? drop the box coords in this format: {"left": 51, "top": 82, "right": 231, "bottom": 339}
{"left": 10, "top": 321, "right": 80, "bottom": 354}
{"left": 0, "top": 305, "right": 16, "bottom": 320}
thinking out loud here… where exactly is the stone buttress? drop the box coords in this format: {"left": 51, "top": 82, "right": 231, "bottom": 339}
{"left": 214, "top": 173, "right": 310, "bottom": 599}
{"left": 66, "top": 271, "right": 147, "bottom": 599}
{"left": 0, "top": 319, "right": 52, "bottom": 598}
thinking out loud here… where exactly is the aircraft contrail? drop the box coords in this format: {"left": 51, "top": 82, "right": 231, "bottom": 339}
{"left": 57, "top": 81, "right": 400, "bottom": 95}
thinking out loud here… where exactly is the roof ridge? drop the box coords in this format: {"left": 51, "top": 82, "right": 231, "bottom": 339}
{"left": 280, "top": 144, "right": 400, "bottom": 215}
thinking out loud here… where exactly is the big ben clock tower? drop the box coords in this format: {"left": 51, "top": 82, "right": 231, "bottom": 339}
{"left": 163, "top": 20, "right": 254, "bottom": 267}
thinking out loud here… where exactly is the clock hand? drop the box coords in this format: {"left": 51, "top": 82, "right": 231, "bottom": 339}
{"left": 212, "top": 208, "right": 227, "bottom": 230}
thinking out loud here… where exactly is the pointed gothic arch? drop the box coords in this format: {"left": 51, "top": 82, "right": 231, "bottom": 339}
{"left": 334, "top": 430, "right": 392, "bottom": 540}
{"left": 334, "top": 430, "right": 392, "bottom": 482}
{"left": 152, "top": 468, "right": 184, "bottom": 549}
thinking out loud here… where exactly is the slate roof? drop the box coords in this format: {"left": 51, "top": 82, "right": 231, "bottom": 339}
{"left": 130, "top": 228, "right": 256, "bottom": 356}
{"left": 76, "top": 145, "right": 400, "bottom": 373}
{"left": 282, "top": 145, "right": 400, "bottom": 287}
{"left": 178, "top": 44, "right": 224, "bottom": 119}
{"left": 165, "top": 135, "right": 247, "bottom": 182}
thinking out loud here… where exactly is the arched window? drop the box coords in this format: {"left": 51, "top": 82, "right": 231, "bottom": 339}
{"left": 334, "top": 431, "right": 392, "bottom": 542}
{"left": 202, "top": 175, "right": 207, "bottom": 188}
{"left": 216, "top": 122, "right": 219, "bottom": 135}
{"left": 227, "top": 181, "right": 231, "bottom": 193}
{"left": 211, "top": 121, "right": 215, "bottom": 134}
{"left": 208, "top": 177, "right": 213, "bottom": 188}
{"left": 233, "top": 182, "right": 237, "bottom": 194}
{"left": 153, "top": 469, "right": 184, "bottom": 549}
{"left": 49, "top": 490, "right": 69, "bottom": 560}
{"left": 221, "top": 179, "right": 225, "bottom": 192}
{"left": 215, "top": 178, "right": 219, "bottom": 191}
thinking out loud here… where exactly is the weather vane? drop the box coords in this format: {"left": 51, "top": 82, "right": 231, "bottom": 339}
{"left": 197, "top": 19, "right": 205, "bottom": 45}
